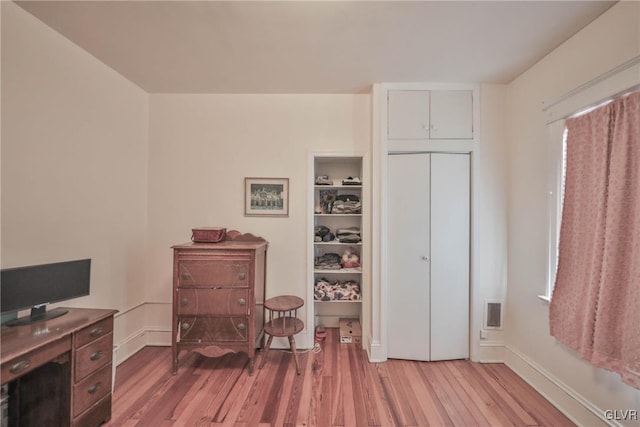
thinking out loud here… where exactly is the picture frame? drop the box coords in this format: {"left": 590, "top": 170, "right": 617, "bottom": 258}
{"left": 244, "top": 177, "right": 289, "bottom": 217}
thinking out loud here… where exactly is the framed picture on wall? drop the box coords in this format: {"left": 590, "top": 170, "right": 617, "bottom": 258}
{"left": 244, "top": 177, "right": 289, "bottom": 217}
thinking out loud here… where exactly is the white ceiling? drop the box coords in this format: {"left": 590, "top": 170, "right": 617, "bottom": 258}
{"left": 15, "top": 0, "right": 617, "bottom": 94}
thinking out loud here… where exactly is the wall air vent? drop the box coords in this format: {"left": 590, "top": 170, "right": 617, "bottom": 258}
{"left": 484, "top": 300, "right": 503, "bottom": 329}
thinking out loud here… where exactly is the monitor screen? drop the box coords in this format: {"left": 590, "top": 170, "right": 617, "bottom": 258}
{"left": 1, "top": 259, "right": 91, "bottom": 322}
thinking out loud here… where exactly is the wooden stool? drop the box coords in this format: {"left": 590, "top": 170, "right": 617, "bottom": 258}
{"left": 260, "top": 295, "right": 304, "bottom": 374}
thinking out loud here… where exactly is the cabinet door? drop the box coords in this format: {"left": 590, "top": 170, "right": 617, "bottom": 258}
{"left": 387, "top": 90, "right": 430, "bottom": 139}
{"left": 430, "top": 90, "right": 473, "bottom": 139}
{"left": 387, "top": 153, "right": 430, "bottom": 360}
{"left": 430, "top": 153, "right": 470, "bottom": 360}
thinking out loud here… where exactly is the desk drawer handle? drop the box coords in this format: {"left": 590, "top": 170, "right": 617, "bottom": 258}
{"left": 9, "top": 359, "right": 30, "bottom": 374}
{"left": 181, "top": 272, "right": 191, "bottom": 280}
{"left": 237, "top": 323, "right": 246, "bottom": 330}
{"left": 181, "top": 298, "right": 189, "bottom": 306}
{"left": 89, "top": 327, "right": 103, "bottom": 337}
{"left": 238, "top": 273, "right": 246, "bottom": 281}
{"left": 237, "top": 298, "right": 246, "bottom": 306}
{"left": 90, "top": 351, "right": 103, "bottom": 361}
{"left": 181, "top": 322, "right": 190, "bottom": 330}
{"left": 88, "top": 382, "right": 102, "bottom": 395}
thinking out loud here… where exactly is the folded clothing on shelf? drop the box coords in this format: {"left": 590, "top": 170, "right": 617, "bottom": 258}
{"left": 336, "top": 227, "right": 361, "bottom": 243}
{"left": 314, "top": 278, "right": 361, "bottom": 301}
{"left": 342, "top": 176, "right": 361, "bottom": 185}
{"left": 315, "top": 252, "right": 341, "bottom": 270}
{"left": 331, "top": 194, "right": 361, "bottom": 214}
{"left": 315, "top": 175, "right": 333, "bottom": 185}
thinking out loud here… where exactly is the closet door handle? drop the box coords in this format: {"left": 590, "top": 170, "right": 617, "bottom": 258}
{"left": 421, "top": 256, "right": 430, "bottom": 261}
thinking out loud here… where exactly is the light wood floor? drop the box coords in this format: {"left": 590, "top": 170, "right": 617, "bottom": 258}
{"left": 105, "top": 328, "right": 574, "bottom": 426}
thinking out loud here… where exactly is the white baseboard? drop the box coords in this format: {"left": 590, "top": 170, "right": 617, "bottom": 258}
{"left": 504, "top": 345, "right": 613, "bottom": 427}
{"left": 113, "top": 327, "right": 158, "bottom": 366}
{"left": 366, "top": 336, "right": 386, "bottom": 362}
{"left": 478, "top": 340, "right": 506, "bottom": 363}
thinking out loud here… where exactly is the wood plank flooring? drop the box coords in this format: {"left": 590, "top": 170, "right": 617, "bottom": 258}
{"left": 105, "top": 328, "right": 574, "bottom": 426}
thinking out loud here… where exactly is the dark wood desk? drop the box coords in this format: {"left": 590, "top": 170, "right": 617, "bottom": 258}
{"left": 1, "top": 308, "right": 117, "bottom": 427}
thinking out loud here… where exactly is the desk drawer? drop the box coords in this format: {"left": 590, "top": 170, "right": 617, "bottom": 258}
{"left": 178, "top": 261, "right": 250, "bottom": 287}
{"left": 177, "top": 289, "right": 249, "bottom": 315}
{"left": 179, "top": 317, "right": 249, "bottom": 342}
{"left": 73, "top": 394, "right": 111, "bottom": 427}
{"left": 75, "top": 317, "right": 114, "bottom": 349}
{"left": 1, "top": 336, "right": 71, "bottom": 383}
{"left": 75, "top": 333, "right": 113, "bottom": 382}
{"left": 73, "top": 363, "right": 111, "bottom": 417}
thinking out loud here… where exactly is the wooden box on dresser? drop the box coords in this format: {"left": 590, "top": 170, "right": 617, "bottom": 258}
{"left": 171, "top": 230, "right": 267, "bottom": 374}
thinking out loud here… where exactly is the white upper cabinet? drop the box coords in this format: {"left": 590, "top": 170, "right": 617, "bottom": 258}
{"left": 430, "top": 90, "right": 473, "bottom": 139}
{"left": 387, "top": 89, "right": 473, "bottom": 140}
{"left": 387, "top": 90, "right": 431, "bottom": 139}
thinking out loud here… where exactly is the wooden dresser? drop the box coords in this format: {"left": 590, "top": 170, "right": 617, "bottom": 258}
{"left": 171, "top": 230, "right": 267, "bottom": 374}
{"left": 1, "top": 308, "right": 117, "bottom": 427}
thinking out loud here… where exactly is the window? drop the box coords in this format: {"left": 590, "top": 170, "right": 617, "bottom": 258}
{"left": 544, "top": 122, "right": 567, "bottom": 300}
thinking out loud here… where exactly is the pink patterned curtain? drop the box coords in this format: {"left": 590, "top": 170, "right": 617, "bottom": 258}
{"left": 550, "top": 91, "right": 640, "bottom": 389}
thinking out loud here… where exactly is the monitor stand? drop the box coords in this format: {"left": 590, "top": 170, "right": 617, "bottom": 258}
{"left": 5, "top": 306, "right": 69, "bottom": 327}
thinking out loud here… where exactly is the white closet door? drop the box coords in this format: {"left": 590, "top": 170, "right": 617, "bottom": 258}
{"left": 387, "top": 153, "right": 430, "bottom": 360}
{"left": 430, "top": 153, "right": 470, "bottom": 360}
{"left": 388, "top": 153, "right": 470, "bottom": 361}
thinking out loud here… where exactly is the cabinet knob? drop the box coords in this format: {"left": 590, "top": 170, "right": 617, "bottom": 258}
{"left": 238, "top": 273, "right": 246, "bottom": 281}
{"left": 87, "top": 382, "right": 102, "bottom": 395}
{"left": 89, "top": 327, "right": 103, "bottom": 337}
{"left": 181, "top": 322, "right": 190, "bottom": 330}
{"left": 431, "top": 124, "right": 438, "bottom": 131}
{"left": 90, "top": 351, "right": 103, "bottom": 361}
{"left": 237, "top": 323, "right": 246, "bottom": 330}
{"left": 181, "top": 298, "right": 189, "bottom": 306}
{"left": 421, "top": 256, "right": 430, "bottom": 261}
{"left": 237, "top": 298, "right": 246, "bottom": 306}
{"left": 181, "top": 272, "right": 191, "bottom": 280}
{"left": 9, "top": 359, "right": 30, "bottom": 374}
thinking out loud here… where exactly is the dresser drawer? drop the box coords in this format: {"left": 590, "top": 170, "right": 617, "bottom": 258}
{"left": 73, "top": 363, "right": 112, "bottom": 417}
{"left": 178, "top": 260, "right": 250, "bottom": 287}
{"left": 75, "top": 333, "right": 113, "bottom": 382}
{"left": 179, "top": 317, "right": 249, "bottom": 342}
{"left": 75, "top": 317, "right": 114, "bottom": 349}
{"left": 178, "top": 289, "right": 249, "bottom": 315}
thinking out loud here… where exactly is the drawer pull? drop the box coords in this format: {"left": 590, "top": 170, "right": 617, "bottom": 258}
{"left": 87, "top": 382, "right": 102, "bottom": 395}
{"left": 238, "top": 273, "right": 246, "bottom": 281}
{"left": 237, "top": 298, "right": 246, "bottom": 306}
{"left": 89, "top": 327, "right": 103, "bottom": 337}
{"left": 181, "top": 322, "right": 190, "bottom": 330}
{"left": 9, "top": 359, "right": 30, "bottom": 374}
{"left": 237, "top": 323, "right": 246, "bottom": 330}
{"left": 181, "top": 272, "right": 191, "bottom": 280}
{"left": 90, "top": 351, "right": 103, "bottom": 361}
{"left": 181, "top": 298, "right": 189, "bottom": 306}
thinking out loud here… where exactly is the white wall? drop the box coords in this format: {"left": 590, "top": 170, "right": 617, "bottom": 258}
{"left": 1, "top": 2, "right": 149, "bottom": 360}
{"left": 476, "top": 83, "right": 508, "bottom": 360}
{"left": 505, "top": 2, "right": 640, "bottom": 425}
{"left": 145, "top": 94, "right": 371, "bottom": 347}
